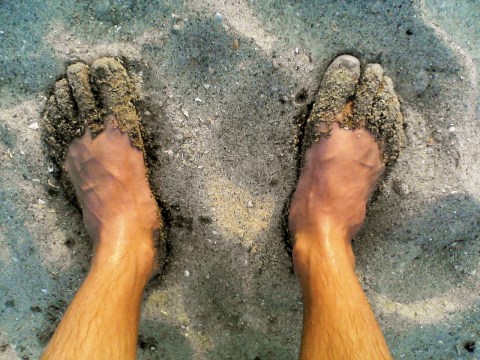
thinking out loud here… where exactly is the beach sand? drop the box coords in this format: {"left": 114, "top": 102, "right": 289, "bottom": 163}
{"left": 1, "top": 1, "right": 479, "bottom": 359}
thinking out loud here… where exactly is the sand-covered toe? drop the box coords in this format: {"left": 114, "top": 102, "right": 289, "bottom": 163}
{"left": 66, "top": 63, "right": 101, "bottom": 134}
{"left": 366, "top": 75, "right": 405, "bottom": 168}
{"left": 304, "top": 55, "right": 361, "bottom": 148}
{"left": 91, "top": 57, "right": 143, "bottom": 149}
{"left": 353, "top": 64, "right": 384, "bottom": 126}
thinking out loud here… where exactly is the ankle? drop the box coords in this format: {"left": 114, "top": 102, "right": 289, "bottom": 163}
{"left": 292, "top": 229, "right": 355, "bottom": 272}
{"left": 92, "top": 230, "right": 156, "bottom": 279}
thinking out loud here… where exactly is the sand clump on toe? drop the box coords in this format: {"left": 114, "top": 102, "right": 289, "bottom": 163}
{"left": 305, "top": 55, "right": 405, "bottom": 169}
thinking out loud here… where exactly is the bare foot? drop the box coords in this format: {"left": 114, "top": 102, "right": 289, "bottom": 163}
{"left": 289, "top": 55, "right": 404, "bottom": 263}
{"left": 44, "top": 58, "right": 162, "bottom": 275}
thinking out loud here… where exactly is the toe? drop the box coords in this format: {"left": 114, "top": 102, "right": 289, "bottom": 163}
{"left": 311, "top": 55, "right": 361, "bottom": 126}
{"left": 66, "top": 63, "right": 100, "bottom": 132}
{"left": 368, "top": 75, "right": 404, "bottom": 167}
{"left": 44, "top": 78, "right": 84, "bottom": 165}
{"left": 54, "top": 78, "right": 77, "bottom": 125}
{"left": 91, "top": 57, "right": 143, "bottom": 149}
{"left": 302, "top": 55, "right": 360, "bottom": 151}
{"left": 53, "top": 78, "right": 83, "bottom": 154}
{"left": 353, "top": 64, "right": 384, "bottom": 126}
{"left": 90, "top": 58, "right": 139, "bottom": 130}
{"left": 43, "top": 95, "right": 63, "bottom": 159}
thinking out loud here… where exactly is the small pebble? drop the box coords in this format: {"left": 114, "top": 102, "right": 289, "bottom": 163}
{"left": 171, "top": 13, "right": 182, "bottom": 21}
{"left": 456, "top": 344, "right": 462, "bottom": 356}
{"left": 41, "top": 289, "right": 48, "bottom": 294}
{"left": 184, "top": 270, "right": 190, "bottom": 277}
{"left": 247, "top": 200, "right": 253, "bottom": 208}
{"left": 203, "top": 84, "right": 210, "bottom": 89}
{"left": 214, "top": 12, "right": 223, "bottom": 22}
{"left": 150, "top": 346, "right": 156, "bottom": 351}
{"left": 38, "top": 199, "right": 46, "bottom": 205}
{"left": 171, "top": 24, "right": 183, "bottom": 34}
{"left": 48, "top": 165, "right": 54, "bottom": 173}
{"left": 182, "top": 108, "right": 189, "bottom": 118}
{"left": 28, "top": 122, "right": 39, "bottom": 130}
{"left": 195, "top": 97, "right": 202, "bottom": 103}
{"left": 144, "top": 111, "right": 151, "bottom": 116}
{"left": 448, "top": 124, "right": 455, "bottom": 133}
{"left": 233, "top": 39, "right": 239, "bottom": 50}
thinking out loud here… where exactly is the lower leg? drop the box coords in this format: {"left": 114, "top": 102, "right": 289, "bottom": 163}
{"left": 293, "top": 231, "right": 391, "bottom": 359}
{"left": 42, "top": 232, "right": 154, "bottom": 359}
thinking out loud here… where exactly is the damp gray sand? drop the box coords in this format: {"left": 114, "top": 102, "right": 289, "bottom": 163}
{"left": 1, "top": 1, "right": 480, "bottom": 359}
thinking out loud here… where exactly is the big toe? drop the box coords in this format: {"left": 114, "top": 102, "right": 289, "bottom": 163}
{"left": 66, "top": 63, "right": 99, "bottom": 125}
{"left": 91, "top": 58, "right": 138, "bottom": 124}
{"left": 313, "top": 55, "right": 361, "bottom": 119}
{"left": 91, "top": 57, "right": 142, "bottom": 146}
{"left": 302, "top": 55, "right": 361, "bottom": 149}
